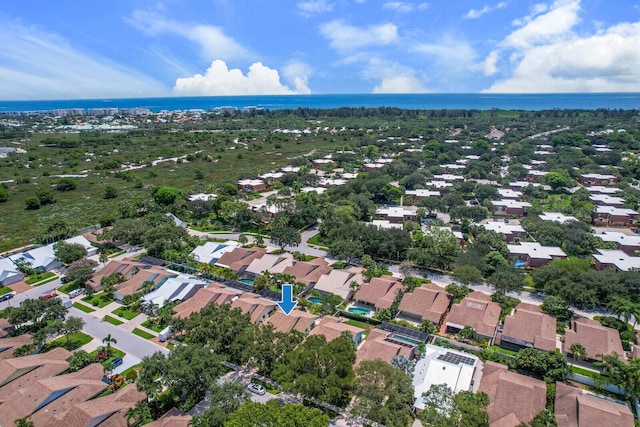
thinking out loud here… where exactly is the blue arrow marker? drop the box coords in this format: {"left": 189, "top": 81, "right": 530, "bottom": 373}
{"left": 277, "top": 284, "right": 297, "bottom": 315}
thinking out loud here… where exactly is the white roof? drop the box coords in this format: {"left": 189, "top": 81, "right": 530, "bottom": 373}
{"left": 376, "top": 206, "right": 418, "bottom": 218}
{"left": 527, "top": 170, "right": 548, "bottom": 176}
{"left": 593, "top": 249, "right": 640, "bottom": 271}
{"left": 245, "top": 253, "right": 295, "bottom": 276}
{"left": 0, "top": 258, "right": 21, "bottom": 283}
{"left": 363, "top": 163, "right": 384, "bottom": 169}
{"left": 9, "top": 244, "right": 58, "bottom": 270}
{"left": 433, "top": 174, "right": 464, "bottom": 181}
{"left": 258, "top": 172, "right": 284, "bottom": 179}
{"left": 412, "top": 344, "right": 479, "bottom": 410}
{"left": 341, "top": 172, "right": 358, "bottom": 179}
{"left": 584, "top": 186, "right": 621, "bottom": 194}
{"left": 538, "top": 212, "right": 579, "bottom": 224}
{"left": 300, "top": 186, "right": 327, "bottom": 194}
{"left": 314, "top": 268, "right": 364, "bottom": 299}
{"left": 281, "top": 166, "right": 301, "bottom": 173}
{"left": 188, "top": 193, "right": 217, "bottom": 201}
{"left": 595, "top": 206, "right": 639, "bottom": 216}
{"left": 491, "top": 199, "right": 532, "bottom": 209}
{"left": 368, "top": 220, "right": 404, "bottom": 230}
{"left": 431, "top": 226, "right": 464, "bottom": 240}
{"left": 143, "top": 274, "right": 207, "bottom": 308}
{"left": 507, "top": 242, "right": 566, "bottom": 260}
{"left": 581, "top": 173, "right": 617, "bottom": 180}
{"left": 595, "top": 232, "right": 640, "bottom": 248}
{"left": 319, "top": 178, "right": 347, "bottom": 186}
{"left": 509, "top": 181, "right": 541, "bottom": 188}
{"left": 497, "top": 189, "right": 522, "bottom": 199}
{"left": 589, "top": 194, "right": 626, "bottom": 205}
{"left": 237, "top": 179, "right": 264, "bottom": 186}
{"left": 190, "top": 241, "right": 239, "bottom": 264}
{"left": 481, "top": 222, "right": 526, "bottom": 235}
{"left": 63, "top": 235, "right": 95, "bottom": 251}
{"left": 426, "top": 181, "right": 453, "bottom": 189}
{"left": 406, "top": 189, "right": 441, "bottom": 198}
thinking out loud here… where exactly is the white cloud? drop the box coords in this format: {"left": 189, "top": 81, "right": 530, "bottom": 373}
{"left": 297, "top": 0, "right": 333, "bottom": 17}
{"left": 319, "top": 20, "right": 399, "bottom": 52}
{"left": 484, "top": 5, "right": 640, "bottom": 93}
{"left": 282, "top": 61, "right": 313, "bottom": 94}
{"left": 126, "top": 9, "right": 251, "bottom": 61}
{"left": 382, "top": 2, "right": 429, "bottom": 13}
{"left": 464, "top": 2, "right": 507, "bottom": 19}
{"left": 173, "top": 60, "right": 310, "bottom": 96}
{"left": 413, "top": 36, "right": 478, "bottom": 77}
{"left": 483, "top": 50, "right": 500, "bottom": 76}
{"left": 0, "top": 20, "right": 166, "bottom": 100}
{"left": 373, "top": 75, "right": 427, "bottom": 93}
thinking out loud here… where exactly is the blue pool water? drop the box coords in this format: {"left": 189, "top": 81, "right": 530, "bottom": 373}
{"left": 240, "top": 279, "right": 254, "bottom": 284}
{"left": 308, "top": 297, "right": 323, "bottom": 304}
{"left": 391, "top": 334, "right": 420, "bottom": 344}
{"left": 348, "top": 307, "right": 371, "bottom": 315}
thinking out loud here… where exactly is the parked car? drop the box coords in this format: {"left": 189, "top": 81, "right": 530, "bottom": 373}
{"left": 246, "top": 383, "right": 266, "bottom": 396}
{"left": 111, "top": 357, "right": 123, "bottom": 367}
{"left": 60, "top": 276, "right": 69, "bottom": 284}
{"left": 0, "top": 293, "right": 14, "bottom": 302}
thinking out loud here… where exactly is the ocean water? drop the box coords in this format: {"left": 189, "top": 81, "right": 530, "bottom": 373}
{"left": 0, "top": 93, "right": 639, "bottom": 113}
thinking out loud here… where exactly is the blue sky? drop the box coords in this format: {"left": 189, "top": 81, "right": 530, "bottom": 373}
{"left": 0, "top": 0, "right": 639, "bottom": 99}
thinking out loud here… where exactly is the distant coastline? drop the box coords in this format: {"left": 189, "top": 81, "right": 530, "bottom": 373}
{"left": 0, "top": 93, "right": 639, "bottom": 113}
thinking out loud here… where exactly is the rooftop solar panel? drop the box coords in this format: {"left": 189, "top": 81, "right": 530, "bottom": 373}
{"left": 437, "top": 351, "right": 476, "bottom": 366}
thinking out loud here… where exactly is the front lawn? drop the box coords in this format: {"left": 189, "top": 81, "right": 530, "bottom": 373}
{"left": 25, "top": 271, "right": 56, "bottom": 285}
{"left": 46, "top": 331, "right": 92, "bottom": 351}
{"left": 57, "top": 281, "right": 81, "bottom": 294}
{"left": 82, "top": 292, "right": 112, "bottom": 308}
{"left": 73, "top": 302, "right": 96, "bottom": 313}
{"left": 141, "top": 319, "right": 166, "bottom": 333}
{"left": 112, "top": 306, "right": 139, "bottom": 320}
{"left": 0, "top": 287, "right": 12, "bottom": 296}
{"left": 488, "top": 345, "right": 518, "bottom": 356}
{"left": 103, "top": 315, "right": 124, "bottom": 326}
{"left": 132, "top": 328, "right": 155, "bottom": 339}
{"left": 90, "top": 347, "right": 126, "bottom": 369}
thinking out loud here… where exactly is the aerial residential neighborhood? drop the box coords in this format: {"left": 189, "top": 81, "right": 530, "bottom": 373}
{"left": 1, "top": 106, "right": 639, "bottom": 427}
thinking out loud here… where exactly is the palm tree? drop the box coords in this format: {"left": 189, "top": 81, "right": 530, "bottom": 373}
{"left": 569, "top": 343, "right": 587, "bottom": 368}
{"left": 14, "top": 417, "right": 34, "bottom": 427}
{"left": 608, "top": 297, "right": 634, "bottom": 324}
{"left": 102, "top": 334, "right": 117, "bottom": 356}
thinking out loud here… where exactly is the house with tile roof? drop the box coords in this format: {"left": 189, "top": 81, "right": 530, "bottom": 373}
{"left": 479, "top": 361, "right": 547, "bottom": 427}
{"left": 0, "top": 334, "right": 33, "bottom": 360}
{"left": 563, "top": 317, "right": 624, "bottom": 362}
{"left": 0, "top": 347, "right": 71, "bottom": 392}
{"left": 215, "top": 247, "right": 267, "bottom": 272}
{"left": 507, "top": 242, "right": 567, "bottom": 268}
{"left": 309, "top": 316, "right": 364, "bottom": 344}
{"left": 87, "top": 258, "right": 146, "bottom": 291}
{"left": 397, "top": 283, "right": 452, "bottom": 325}
{"left": 554, "top": 382, "right": 633, "bottom": 427}
{"left": 265, "top": 309, "right": 318, "bottom": 334}
{"left": 48, "top": 383, "right": 147, "bottom": 427}
{"left": 189, "top": 241, "right": 239, "bottom": 265}
{"left": 113, "top": 265, "right": 174, "bottom": 302}
{"left": 313, "top": 267, "right": 364, "bottom": 300}
{"left": 446, "top": 291, "right": 501, "bottom": 342}
{"left": 230, "top": 292, "right": 277, "bottom": 323}
{"left": 245, "top": 253, "right": 295, "bottom": 277}
{"left": 353, "top": 277, "right": 406, "bottom": 313}
{"left": 500, "top": 303, "right": 557, "bottom": 352}
{"left": 173, "top": 283, "right": 241, "bottom": 319}
{"left": 282, "top": 258, "right": 332, "bottom": 286}
{"left": 355, "top": 328, "right": 414, "bottom": 366}
{"left": 142, "top": 274, "right": 208, "bottom": 309}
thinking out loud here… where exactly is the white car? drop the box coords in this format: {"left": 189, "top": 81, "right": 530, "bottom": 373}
{"left": 246, "top": 383, "right": 266, "bottom": 396}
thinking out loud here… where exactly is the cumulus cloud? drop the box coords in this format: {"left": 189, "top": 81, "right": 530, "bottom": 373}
{"left": 126, "top": 9, "right": 251, "bottom": 61}
{"left": 282, "top": 61, "right": 313, "bottom": 94}
{"left": 373, "top": 75, "right": 427, "bottom": 93}
{"left": 412, "top": 36, "right": 478, "bottom": 81}
{"left": 319, "top": 20, "right": 399, "bottom": 52}
{"left": 297, "top": 0, "right": 333, "bottom": 17}
{"left": 0, "top": 20, "right": 166, "bottom": 100}
{"left": 382, "top": 2, "right": 429, "bottom": 13}
{"left": 362, "top": 58, "right": 427, "bottom": 93}
{"left": 173, "top": 60, "right": 310, "bottom": 96}
{"left": 483, "top": 1, "right": 640, "bottom": 92}
{"left": 464, "top": 2, "right": 507, "bottom": 19}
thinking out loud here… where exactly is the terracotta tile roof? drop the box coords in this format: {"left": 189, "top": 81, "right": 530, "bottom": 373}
{"left": 564, "top": 317, "right": 624, "bottom": 360}
{"left": 0, "top": 318, "right": 11, "bottom": 338}
{"left": 282, "top": 259, "right": 332, "bottom": 285}
{"left": 88, "top": 258, "right": 145, "bottom": 290}
{"left": 313, "top": 267, "right": 364, "bottom": 300}
{"left": 265, "top": 309, "right": 318, "bottom": 333}
{"left": 173, "top": 283, "right": 240, "bottom": 318}
{"left": 355, "top": 328, "right": 413, "bottom": 366}
{"left": 398, "top": 283, "right": 452, "bottom": 323}
{"left": 245, "top": 253, "right": 295, "bottom": 276}
{"left": 48, "top": 383, "right": 146, "bottom": 427}
{"left": 215, "top": 247, "right": 267, "bottom": 272}
{"left": 230, "top": 293, "right": 277, "bottom": 323}
{"left": 354, "top": 277, "right": 406, "bottom": 310}
{"left": 478, "top": 361, "right": 547, "bottom": 426}
{"left": 0, "top": 334, "right": 33, "bottom": 360}
{"left": 0, "top": 363, "right": 108, "bottom": 425}
{"left": 502, "top": 303, "right": 557, "bottom": 352}
{"left": 446, "top": 291, "right": 501, "bottom": 338}
{"left": 146, "top": 415, "right": 192, "bottom": 427}
{"left": 309, "top": 316, "right": 364, "bottom": 342}
{"left": 555, "top": 382, "right": 634, "bottom": 427}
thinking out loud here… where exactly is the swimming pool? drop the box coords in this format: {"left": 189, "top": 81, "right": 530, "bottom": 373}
{"left": 348, "top": 307, "right": 371, "bottom": 315}
{"left": 308, "top": 297, "right": 323, "bottom": 304}
{"left": 391, "top": 334, "right": 420, "bottom": 344}
{"left": 240, "top": 279, "right": 254, "bottom": 284}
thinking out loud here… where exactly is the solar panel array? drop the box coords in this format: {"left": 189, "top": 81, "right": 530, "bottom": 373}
{"left": 384, "top": 337, "right": 416, "bottom": 349}
{"left": 259, "top": 289, "right": 282, "bottom": 301}
{"left": 380, "top": 322, "right": 429, "bottom": 342}
{"left": 138, "top": 256, "right": 167, "bottom": 266}
{"left": 225, "top": 280, "right": 255, "bottom": 292}
{"left": 437, "top": 351, "right": 476, "bottom": 366}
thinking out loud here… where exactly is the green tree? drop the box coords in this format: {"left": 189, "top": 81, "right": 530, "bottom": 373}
{"left": 66, "top": 259, "right": 98, "bottom": 284}
{"left": 54, "top": 241, "right": 88, "bottom": 264}
{"left": 238, "top": 234, "right": 248, "bottom": 246}
{"left": 35, "top": 186, "right": 55, "bottom": 205}
{"left": 151, "top": 185, "right": 183, "bottom": 206}
{"left": 543, "top": 172, "right": 571, "bottom": 190}
{"left": 452, "top": 264, "right": 483, "bottom": 286}
{"left": 104, "top": 185, "right": 119, "bottom": 199}
{"left": 569, "top": 343, "right": 587, "bottom": 368}
{"left": 125, "top": 401, "right": 153, "bottom": 426}
{"left": 68, "top": 349, "right": 94, "bottom": 372}
{"left": 445, "top": 283, "right": 471, "bottom": 303}
{"left": 513, "top": 348, "right": 570, "bottom": 381}
{"left": 351, "top": 360, "right": 415, "bottom": 427}
{"left": 14, "top": 416, "right": 34, "bottom": 427}
{"left": 529, "top": 409, "right": 557, "bottom": 427}
{"left": 24, "top": 196, "right": 40, "bottom": 210}
{"left": 488, "top": 265, "right": 524, "bottom": 294}
{"left": 420, "top": 384, "right": 490, "bottom": 427}
{"left": 102, "top": 334, "right": 117, "bottom": 356}
{"left": 269, "top": 226, "right": 301, "bottom": 252}
{"left": 56, "top": 177, "right": 77, "bottom": 192}
{"left": 594, "top": 353, "right": 640, "bottom": 401}
{"left": 225, "top": 400, "right": 329, "bottom": 427}
{"left": 0, "top": 185, "right": 8, "bottom": 203}
{"left": 59, "top": 316, "right": 85, "bottom": 348}
{"left": 329, "top": 239, "right": 364, "bottom": 265}
{"left": 190, "top": 382, "right": 249, "bottom": 427}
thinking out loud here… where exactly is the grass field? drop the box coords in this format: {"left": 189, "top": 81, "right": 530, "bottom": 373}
{"left": 0, "top": 287, "right": 12, "bottom": 296}
{"left": 132, "top": 328, "right": 155, "bottom": 339}
{"left": 25, "top": 271, "right": 56, "bottom": 285}
{"left": 82, "top": 292, "right": 112, "bottom": 308}
{"left": 141, "top": 319, "right": 165, "bottom": 333}
{"left": 72, "top": 302, "right": 95, "bottom": 312}
{"left": 112, "top": 306, "right": 139, "bottom": 320}
{"left": 46, "top": 331, "right": 92, "bottom": 351}
{"left": 103, "top": 315, "right": 124, "bottom": 326}
{"left": 57, "top": 281, "right": 81, "bottom": 294}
